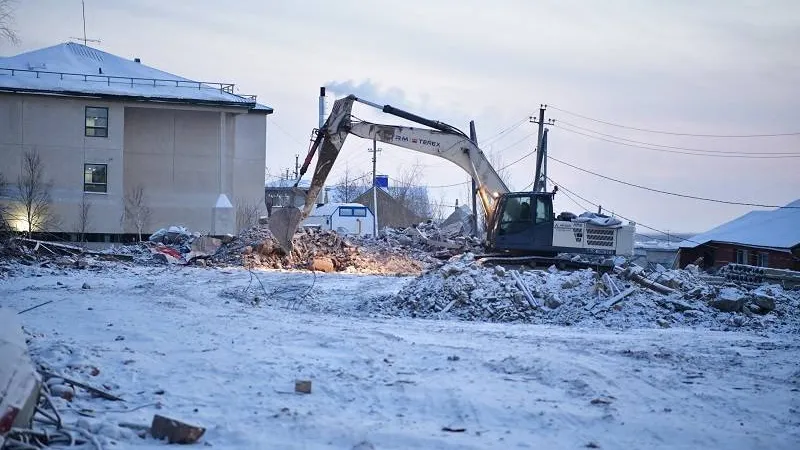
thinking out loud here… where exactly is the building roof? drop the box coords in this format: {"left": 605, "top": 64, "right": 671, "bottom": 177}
{"left": 679, "top": 199, "right": 800, "bottom": 250}
{"left": 0, "top": 42, "right": 273, "bottom": 112}
{"left": 354, "top": 187, "right": 423, "bottom": 228}
{"left": 308, "top": 202, "right": 370, "bottom": 217}
{"left": 265, "top": 178, "right": 311, "bottom": 189}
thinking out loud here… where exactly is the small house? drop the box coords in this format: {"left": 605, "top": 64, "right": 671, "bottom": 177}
{"left": 678, "top": 199, "right": 800, "bottom": 270}
{"left": 302, "top": 203, "right": 376, "bottom": 237}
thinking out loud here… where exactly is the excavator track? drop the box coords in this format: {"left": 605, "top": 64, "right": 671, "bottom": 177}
{"left": 474, "top": 254, "right": 615, "bottom": 273}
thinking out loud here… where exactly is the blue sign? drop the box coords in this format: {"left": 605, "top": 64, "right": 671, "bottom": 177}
{"left": 374, "top": 175, "right": 389, "bottom": 188}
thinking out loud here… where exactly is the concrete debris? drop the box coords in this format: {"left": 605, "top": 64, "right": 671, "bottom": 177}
{"left": 360, "top": 254, "right": 800, "bottom": 332}
{"left": 0, "top": 310, "right": 41, "bottom": 448}
{"left": 212, "top": 224, "right": 425, "bottom": 275}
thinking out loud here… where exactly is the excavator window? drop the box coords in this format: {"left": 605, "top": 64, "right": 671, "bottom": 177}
{"left": 498, "top": 196, "right": 533, "bottom": 235}
{"left": 534, "top": 197, "right": 553, "bottom": 224}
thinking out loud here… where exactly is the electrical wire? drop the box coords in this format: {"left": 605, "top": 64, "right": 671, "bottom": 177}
{"left": 547, "top": 176, "right": 706, "bottom": 247}
{"left": 478, "top": 117, "right": 529, "bottom": 146}
{"left": 548, "top": 155, "right": 800, "bottom": 209}
{"left": 549, "top": 105, "right": 800, "bottom": 137}
{"left": 553, "top": 123, "right": 800, "bottom": 159}
{"left": 555, "top": 120, "right": 800, "bottom": 155}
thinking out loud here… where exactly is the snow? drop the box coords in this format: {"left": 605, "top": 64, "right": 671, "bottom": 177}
{"left": 680, "top": 198, "right": 800, "bottom": 249}
{"left": 0, "top": 43, "right": 271, "bottom": 110}
{"left": 215, "top": 194, "right": 233, "bottom": 209}
{"left": 2, "top": 262, "right": 799, "bottom": 449}
{"left": 266, "top": 179, "right": 312, "bottom": 189}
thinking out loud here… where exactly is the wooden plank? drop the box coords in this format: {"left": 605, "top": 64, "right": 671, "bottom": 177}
{"left": 150, "top": 414, "right": 206, "bottom": 444}
{"left": 41, "top": 371, "right": 123, "bottom": 401}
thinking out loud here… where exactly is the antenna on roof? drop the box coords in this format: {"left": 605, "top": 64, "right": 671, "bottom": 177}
{"left": 69, "top": 1, "right": 101, "bottom": 46}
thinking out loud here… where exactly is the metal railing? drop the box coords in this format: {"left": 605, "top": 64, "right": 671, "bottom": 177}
{"left": 0, "top": 67, "right": 257, "bottom": 103}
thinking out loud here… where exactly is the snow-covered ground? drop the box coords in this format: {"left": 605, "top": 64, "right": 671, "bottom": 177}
{"left": 2, "top": 262, "right": 799, "bottom": 449}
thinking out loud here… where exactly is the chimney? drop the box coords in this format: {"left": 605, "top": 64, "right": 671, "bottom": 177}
{"left": 134, "top": 58, "right": 141, "bottom": 63}
{"left": 318, "top": 86, "right": 326, "bottom": 129}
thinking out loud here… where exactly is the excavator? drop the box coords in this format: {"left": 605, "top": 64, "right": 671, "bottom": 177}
{"left": 269, "top": 94, "right": 634, "bottom": 267}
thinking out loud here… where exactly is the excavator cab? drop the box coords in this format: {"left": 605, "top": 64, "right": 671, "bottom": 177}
{"left": 487, "top": 192, "right": 557, "bottom": 255}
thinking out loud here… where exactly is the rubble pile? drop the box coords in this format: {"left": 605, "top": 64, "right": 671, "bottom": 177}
{"left": 213, "top": 225, "right": 425, "bottom": 275}
{"left": 361, "top": 254, "right": 800, "bottom": 332}
{"left": 363, "top": 221, "right": 483, "bottom": 260}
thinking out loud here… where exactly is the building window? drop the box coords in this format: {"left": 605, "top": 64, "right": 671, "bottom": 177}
{"left": 85, "top": 107, "right": 108, "bottom": 137}
{"left": 84, "top": 164, "right": 107, "bottom": 193}
{"left": 339, "top": 206, "right": 367, "bottom": 217}
{"left": 756, "top": 252, "right": 769, "bottom": 267}
{"left": 735, "top": 249, "right": 749, "bottom": 265}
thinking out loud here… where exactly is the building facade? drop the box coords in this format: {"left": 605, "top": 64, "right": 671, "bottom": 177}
{"left": 0, "top": 42, "right": 272, "bottom": 239}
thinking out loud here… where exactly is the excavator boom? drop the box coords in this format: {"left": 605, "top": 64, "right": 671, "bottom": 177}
{"left": 270, "top": 95, "right": 508, "bottom": 253}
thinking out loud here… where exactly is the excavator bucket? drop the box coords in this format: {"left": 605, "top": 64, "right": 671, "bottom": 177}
{"left": 269, "top": 206, "right": 302, "bottom": 254}
{"left": 267, "top": 96, "right": 356, "bottom": 253}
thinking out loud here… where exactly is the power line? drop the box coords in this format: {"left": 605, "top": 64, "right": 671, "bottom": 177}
{"left": 548, "top": 106, "right": 800, "bottom": 138}
{"left": 548, "top": 155, "right": 800, "bottom": 209}
{"left": 555, "top": 120, "right": 800, "bottom": 156}
{"left": 269, "top": 119, "right": 308, "bottom": 147}
{"left": 547, "top": 177, "right": 704, "bottom": 246}
{"left": 479, "top": 117, "right": 529, "bottom": 146}
{"left": 553, "top": 124, "right": 800, "bottom": 159}
{"left": 389, "top": 176, "right": 470, "bottom": 189}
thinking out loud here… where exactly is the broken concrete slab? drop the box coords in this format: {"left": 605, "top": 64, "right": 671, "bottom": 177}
{"left": 0, "top": 309, "right": 42, "bottom": 447}
{"left": 709, "top": 298, "right": 745, "bottom": 313}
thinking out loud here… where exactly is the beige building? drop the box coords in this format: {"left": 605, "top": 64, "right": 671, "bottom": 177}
{"left": 0, "top": 42, "right": 272, "bottom": 240}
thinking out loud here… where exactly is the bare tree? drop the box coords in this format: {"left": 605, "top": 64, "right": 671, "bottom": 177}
{"left": 0, "top": 170, "right": 10, "bottom": 234}
{"left": 486, "top": 150, "right": 513, "bottom": 190}
{"left": 13, "top": 150, "right": 57, "bottom": 236}
{"left": 0, "top": 0, "right": 19, "bottom": 44}
{"left": 76, "top": 195, "right": 92, "bottom": 243}
{"left": 389, "top": 161, "right": 432, "bottom": 219}
{"left": 123, "top": 184, "right": 152, "bottom": 241}
{"left": 330, "top": 165, "right": 371, "bottom": 203}
{"left": 236, "top": 198, "right": 261, "bottom": 232}
{"left": 428, "top": 192, "right": 450, "bottom": 223}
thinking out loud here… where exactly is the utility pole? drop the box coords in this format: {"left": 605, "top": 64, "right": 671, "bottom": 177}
{"left": 530, "top": 105, "right": 555, "bottom": 192}
{"left": 294, "top": 154, "right": 299, "bottom": 179}
{"left": 369, "top": 138, "right": 382, "bottom": 237}
{"left": 468, "top": 120, "right": 479, "bottom": 236}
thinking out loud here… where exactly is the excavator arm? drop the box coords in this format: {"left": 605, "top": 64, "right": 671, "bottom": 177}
{"left": 270, "top": 94, "right": 509, "bottom": 253}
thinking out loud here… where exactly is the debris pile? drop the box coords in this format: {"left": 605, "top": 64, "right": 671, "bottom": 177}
{"left": 361, "top": 254, "right": 800, "bottom": 332}
{"left": 376, "top": 221, "right": 483, "bottom": 259}
{"left": 213, "top": 225, "right": 425, "bottom": 275}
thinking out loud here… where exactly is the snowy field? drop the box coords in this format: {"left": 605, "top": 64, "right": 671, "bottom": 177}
{"left": 2, "top": 262, "right": 799, "bottom": 449}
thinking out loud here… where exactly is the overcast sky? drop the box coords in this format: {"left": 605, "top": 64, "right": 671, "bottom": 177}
{"left": 4, "top": 0, "right": 799, "bottom": 234}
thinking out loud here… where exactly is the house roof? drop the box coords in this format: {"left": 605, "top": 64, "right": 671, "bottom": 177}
{"left": 354, "top": 187, "right": 423, "bottom": 228}
{"left": 265, "top": 178, "right": 311, "bottom": 189}
{"left": 308, "top": 202, "right": 370, "bottom": 217}
{"left": 679, "top": 199, "right": 800, "bottom": 250}
{"left": 0, "top": 42, "right": 273, "bottom": 112}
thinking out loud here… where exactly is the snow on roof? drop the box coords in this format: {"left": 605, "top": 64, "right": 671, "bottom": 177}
{"left": 0, "top": 42, "right": 273, "bottom": 112}
{"left": 265, "top": 178, "right": 311, "bottom": 189}
{"left": 679, "top": 199, "right": 800, "bottom": 249}
{"left": 309, "top": 203, "right": 370, "bottom": 217}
